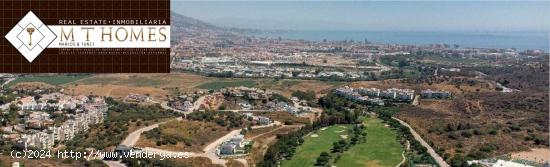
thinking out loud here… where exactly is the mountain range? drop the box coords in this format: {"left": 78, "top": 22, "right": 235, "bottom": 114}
{"left": 171, "top": 11, "right": 259, "bottom": 34}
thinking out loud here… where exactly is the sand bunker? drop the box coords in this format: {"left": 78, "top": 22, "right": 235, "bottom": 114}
{"left": 340, "top": 135, "right": 348, "bottom": 139}
{"left": 310, "top": 134, "right": 319, "bottom": 137}
{"left": 320, "top": 127, "right": 327, "bottom": 131}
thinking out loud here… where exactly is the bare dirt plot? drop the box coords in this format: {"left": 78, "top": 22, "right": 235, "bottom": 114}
{"left": 226, "top": 159, "right": 246, "bottom": 167}
{"left": 67, "top": 73, "right": 342, "bottom": 100}
{"left": 413, "top": 100, "right": 459, "bottom": 115}
{"left": 167, "top": 157, "right": 224, "bottom": 167}
{"left": 65, "top": 84, "right": 168, "bottom": 101}
{"left": 244, "top": 126, "right": 278, "bottom": 139}
{"left": 511, "top": 148, "right": 550, "bottom": 164}
{"left": 257, "top": 79, "right": 343, "bottom": 98}
{"left": 299, "top": 111, "right": 321, "bottom": 123}
{"left": 72, "top": 73, "right": 214, "bottom": 88}
{"left": 64, "top": 73, "right": 219, "bottom": 100}
{"left": 11, "top": 82, "right": 55, "bottom": 90}
{"left": 306, "top": 55, "right": 357, "bottom": 66}
{"left": 256, "top": 111, "right": 311, "bottom": 125}
{"left": 135, "top": 120, "right": 231, "bottom": 153}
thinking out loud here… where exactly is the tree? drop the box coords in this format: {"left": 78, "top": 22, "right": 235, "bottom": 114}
{"left": 331, "top": 139, "right": 348, "bottom": 153}
{"left": 291, "top": 90, "right": 316, "bottom": 101}
{"left": 298, "top": 138, "right": 304, "bottom": 144}
{"left": 315, "top": 152, "right": 331, "bottom": 166}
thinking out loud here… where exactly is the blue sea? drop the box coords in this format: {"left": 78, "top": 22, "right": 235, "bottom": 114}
{"left": 250, "top": 31, "right": 549, "bottom": 52}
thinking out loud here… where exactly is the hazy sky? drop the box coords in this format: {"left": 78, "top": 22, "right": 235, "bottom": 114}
{"left": 171, "top": 1, "right": 550, "bottom": 32}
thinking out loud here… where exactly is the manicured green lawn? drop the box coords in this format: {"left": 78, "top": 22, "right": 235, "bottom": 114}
{"left": 195, "top": 79, "right": 257, "bottom": 89}
{"left": 6, "top": 75, "right": 90, "bottom": 88}
{"left": 336, "top": 117, "right": 404, "bottom": 167}
{"left": 281, "top": 125, "right": 351, "bottom": 167}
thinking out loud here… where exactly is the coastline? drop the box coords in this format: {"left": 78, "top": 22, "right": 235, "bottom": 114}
{"left": 248, "top": 30, "right": 550, "bottom": 52}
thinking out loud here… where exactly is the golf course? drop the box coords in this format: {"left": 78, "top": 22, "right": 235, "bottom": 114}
{"left": 336, "top": 117, "right": 404, "bottom": 167}
{"left": 281, "top": 125, "right": 352, "bottom": 167}
{"left": 281, "top": 117, "right": 404, "bottom": 167}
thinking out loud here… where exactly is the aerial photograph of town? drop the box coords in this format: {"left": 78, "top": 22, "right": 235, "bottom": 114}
{"left": 0, "top": 1, "right": 549, "bottom": 167}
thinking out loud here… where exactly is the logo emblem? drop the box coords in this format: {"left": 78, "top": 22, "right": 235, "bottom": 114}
{"left": 5, "top": 11, "right": 56, "bottom": 62}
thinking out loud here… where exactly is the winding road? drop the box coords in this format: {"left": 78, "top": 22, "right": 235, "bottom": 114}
{"left": 160, "top": 95, "right": 207, "bottom": 114}
{"left": 117, "top": 93, "right": 289, "bottom": 167}
{"left": 128, "top": 121, "right": 281, "bottom": 166}
{"left": 1, "top": 77, "right": 15, "bottom": 88}
{"left": 393, "top": 117, "right": 450, "bottom": 167}
{"left": 119, "top": 97, "right": 282, "bottom": 167}
{"left": 120, "top": 117, "right": 183, "bottom": 147}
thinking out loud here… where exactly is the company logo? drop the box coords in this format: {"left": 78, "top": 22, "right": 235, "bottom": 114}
{"left": 5, "top": 11, "right": 57, "bottom": 62}
{"left": 1, "top": 0, "right": 170, "bottom": 73}
{"left": 4, "top": 11, "right": 170, "bottom": 63}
